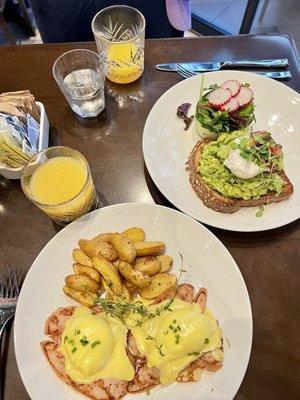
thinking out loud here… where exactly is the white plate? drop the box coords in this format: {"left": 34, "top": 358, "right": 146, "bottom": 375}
{"left": 14, "top": 203, "right": 252, "bottom": 400}
{"left": 143, "top": 71, "right": 300, "bottom": 231}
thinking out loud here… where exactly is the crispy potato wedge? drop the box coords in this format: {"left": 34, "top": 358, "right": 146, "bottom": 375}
{"left": 63, "top": 285, "right": 97, "bottom": 307}
{"left": 134, "top": 241, "right": 165, "bottom": 256}
{"left": 138, "top": 273, "right": 177, "bottom": 299}
{"left": 72, "top": 263, "right": 101, "bottom": 284}
{"left": 102, "top": 279, "right": 131, "bottom": 301}
{"left": 122, "top": 227, "right": 145, "bottom": 243}
{"left": 72, "top": 248, "right": 92, "bottom": 267}
{"left": 102, "top": 277, "right": 115, "bottom": 297}
{"left": 110, "top": 233, "right": 136, "bottom": 263}
{"left": 157, "top": 255, "right": 173, "bottom": 273}
{"left": 135, "top": 256, "right": 161, "bottom": 276}
{"left": 65, "top": 274, "right": 100, "bottom": 294}
{"left": 92, "top": 232, "right": 113, "bottom": 243}
{"left": 118, "top": 261, "right": 151, "bottom": 288}
{"left": 79, "top": 239, "right": 118, "bottom": 262}
{"left": 121, "top": 284, "right": 131, "bottom": 300}
{"left": 92, "top": 256, "right": 122, "bottom": 295}
{"left": 124, "top": 280, "right": 138, "bottom": 293}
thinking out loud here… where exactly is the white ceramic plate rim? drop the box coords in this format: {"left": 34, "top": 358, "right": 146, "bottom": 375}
{"left": 143, "top": 71, "right": 300, "bottom": 232}
{"left": 14, "top": 203, "right": 253, "bottom": 400}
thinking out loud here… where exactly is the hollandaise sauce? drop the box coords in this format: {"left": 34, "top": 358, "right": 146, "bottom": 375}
{"left": 59, "top": 307, "right": 135, "bottom": 384}
{"left": 130, "top": 298, "right": 223, "bottom": 385}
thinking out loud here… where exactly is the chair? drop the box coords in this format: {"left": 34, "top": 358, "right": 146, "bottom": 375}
{"left": 0, "top": 0, "right": 16, "bottom": 44}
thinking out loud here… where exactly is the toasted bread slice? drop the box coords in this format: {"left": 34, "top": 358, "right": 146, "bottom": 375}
{"left": 186, "top": 138, "right": 294, "bottom": 213}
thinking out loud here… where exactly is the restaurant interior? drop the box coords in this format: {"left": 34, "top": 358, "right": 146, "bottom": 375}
{"left": 0, "top": 1, "right": 299, "bottom": 400}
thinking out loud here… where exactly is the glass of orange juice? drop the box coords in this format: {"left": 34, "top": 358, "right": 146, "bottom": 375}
{"left": 21, "top": 146, "right": 98, "bottom": 225}
{"left": 92, "top": 5, "right": 145, "bottom": 84}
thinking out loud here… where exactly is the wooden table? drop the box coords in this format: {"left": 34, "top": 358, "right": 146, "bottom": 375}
{"left": 0, "top": 34, "right": 299, "bottom": 400}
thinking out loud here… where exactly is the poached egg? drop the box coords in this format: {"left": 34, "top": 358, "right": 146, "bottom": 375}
{"left": 130, "top": 298, "right": 223, "bottom": 385}
{"left": 224, "top": 148, "right": 261, "bottom": 179}
{"left": 59, "top": 306, "right": 135, "bottom": 384}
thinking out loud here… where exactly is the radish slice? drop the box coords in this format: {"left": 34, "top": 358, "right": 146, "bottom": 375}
{"left": 235, "top": 87, "right": 253, "bottom": 108}
{"left": 220, "top": 97, "right": 239, "bottom": 112}
{"left": 221, "top": 79, "right": 241, "bottom": 97}
{"left": 207, "top": 88, "right": 231, "bottom": 108}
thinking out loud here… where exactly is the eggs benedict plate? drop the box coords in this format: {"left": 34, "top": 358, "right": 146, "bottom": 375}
{"left": 41, "top": 283, "right": 223, "bottom": 399}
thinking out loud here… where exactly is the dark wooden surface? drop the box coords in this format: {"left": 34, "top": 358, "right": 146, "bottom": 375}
{"left": 0, "top": 34, "right": 299, "bottom": 400}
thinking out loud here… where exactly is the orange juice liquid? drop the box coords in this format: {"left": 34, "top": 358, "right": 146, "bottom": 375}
{"left": 30, "top": 156, "right": 97, "bottom": 223}
{"left": 106, "top": 42, "right": 143, "bottom": 84}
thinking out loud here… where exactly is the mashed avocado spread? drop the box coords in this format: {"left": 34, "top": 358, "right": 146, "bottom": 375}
{"left": 198, "top": 130, "right": 284, "bottom": 200}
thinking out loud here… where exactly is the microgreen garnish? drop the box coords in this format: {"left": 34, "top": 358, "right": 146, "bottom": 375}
{"left": 256, "top": 205, "right": 265, "bottom": 217}
{"left": 74, "top": 329, "right": 81, "bottom": 335}
{"left": 64, "top": 336, "right": 68, "bottom": 343}
{"left": 80, "top": 336, "right": 89, "bottom": 346}
{"left": 91, "top": 340, "right": 101, "bottom": 348}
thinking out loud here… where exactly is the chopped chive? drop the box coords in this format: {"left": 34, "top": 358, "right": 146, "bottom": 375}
{"left": 64, "top": 336, "right": 68, "bottom": 343}
{"left": 204, "top": 338, "right": 209, "bottom": 344}
{"left": 80, "top": 336, "right": 89, "bottom": 346}
{"left": 71, "top": 347, "right": 77, "bottom": 353}
{"left": 91, "top": 340, "right": 101, "bottom": 348}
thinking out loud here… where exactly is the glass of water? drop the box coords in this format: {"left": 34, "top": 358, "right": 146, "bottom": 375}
{"left": 53, "top": 49, "right": 105, "bottom": 118}
{"left": 92, "top": 6, "right": 145, "bottom": 84}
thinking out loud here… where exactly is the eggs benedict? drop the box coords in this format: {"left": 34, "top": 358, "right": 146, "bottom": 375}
{"left": 130, "top": 298, "right": 222, "bottom": 385}
{"left": 59, "top": 306, "right": 135, "bottom": 384}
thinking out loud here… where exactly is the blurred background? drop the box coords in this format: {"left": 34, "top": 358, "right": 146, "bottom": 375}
{"left": 0, "top": 0, "right": 299, "bottom": 49}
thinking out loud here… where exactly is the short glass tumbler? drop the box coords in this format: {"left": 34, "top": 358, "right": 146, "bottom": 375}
{"left": 92, "top": 5, "right": 145, "bottom": 84}
{"left": 21, "top": 146, "right": 98, "bottom": 225}
{"left": 53, "top": 49, "right": 105, "bottom": 118}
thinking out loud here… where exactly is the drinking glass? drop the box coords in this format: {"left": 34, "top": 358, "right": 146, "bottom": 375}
{"left": 21, "top": 146, "right": 98, "bottom": 225}
{"left": 53, "top": 49, "right": 105, "bottom": 118}
{"left": 92, "top": 5, "right": 145, "bottom": 84}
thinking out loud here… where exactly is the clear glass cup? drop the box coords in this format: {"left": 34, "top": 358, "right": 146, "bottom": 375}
{"left": 92, "top": 5, "right": 145, "bottom": 84}
{"left": 21, "top": 146, "right": 98, "bottom": 225}
{"left": 53, "top": 49, "right": 105, "bottom": 118}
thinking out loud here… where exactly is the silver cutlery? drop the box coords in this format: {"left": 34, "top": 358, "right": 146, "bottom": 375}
{"left": 176, "top": 64, "right": 292, "bottom": 80}
{"left": 156, "top": 59, "right": 289, "bottom": 73}
{"left": 0, "top": 266, "right": 24, "bottom": 384}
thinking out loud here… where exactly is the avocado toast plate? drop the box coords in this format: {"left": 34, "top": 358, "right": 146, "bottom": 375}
{"left": 143, "top": 70, "right": 300, "bottom": 232}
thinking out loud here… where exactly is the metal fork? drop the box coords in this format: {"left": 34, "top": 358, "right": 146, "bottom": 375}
{"left": 0, "top": 266, "right": 24, "bottom": 386}
{"left": 176, "top": 64, "right": 292, "bottom": 80}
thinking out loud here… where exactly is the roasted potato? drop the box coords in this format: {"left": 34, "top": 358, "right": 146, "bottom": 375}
{"left": 73, "top": 263, "right": 101, "bottom": 284}
{"left": 122, "top": 227, "right": 145, "bottom": 243}
{"left": 92, "top": 256, "right": 122, "bottom": 295}
{"left": 102, "top": 277, "right": 115, "bottom": 297}
{"left": 65, "top": 274, "right": 100, "bottom": 293}
{"left": 92, "top": 232, "right": 113, "bottom": 243}
{"left": 138, "top": 273, "right": 177, "bottom": 299}
{"left": 157, "top": 255, "right": 173, "bottom": 273}
{"left": 72, "top": 248, "right": 92, "bottom": 267}
{"left": 135, "top": 256, "right": 161, "bottom": 276}
{"left": 118, "top": 261, "right": 151, "bottom": 288}
{"left": 124, "top": 280, "right": 138, "bottom": 293}
{"left": 79, "top": 239, "right": 118, "bottom": 262}
{"left": 110, "top": 233, "right": 136, "bottom": 263}
{"left": 134, "top": 241, "right": 165, "bottom": 256}
{"left": 63, "top": 285, "right": 97, "bottom": 307}
{"left": 102, "top": 279, "right": 131, "bottom": 301}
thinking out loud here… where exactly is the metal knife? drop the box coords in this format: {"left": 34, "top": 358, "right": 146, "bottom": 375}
{"left": 156, "top": 59, "right": 289, "bottom": 72}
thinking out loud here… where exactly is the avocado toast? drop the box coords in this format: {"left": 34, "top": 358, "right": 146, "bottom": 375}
{"left": 186, "top": 130, "right": 294, "bottom": 213}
